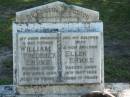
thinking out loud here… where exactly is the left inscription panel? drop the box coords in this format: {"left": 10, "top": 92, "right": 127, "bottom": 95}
{"left": 13, "top": 23, "right": 58, "bottom": 85}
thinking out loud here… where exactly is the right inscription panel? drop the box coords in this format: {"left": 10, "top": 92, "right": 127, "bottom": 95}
{"left": 62, "top": 32, "right": 101, "bottom": 83}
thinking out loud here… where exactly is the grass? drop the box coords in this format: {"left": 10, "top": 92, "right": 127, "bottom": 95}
{"left": 0, "top": 58, "right": 13, "bottom": 85}
{"left": 0, "top": 79, "right": 12, "bottom": 85}
{"left": 0, "top": 19, "right": 12, "bottom": 47}
{"left": 0, "top": 0, "right": 130, "bottom": 83}
{"left": 105, "top": 56, "right": 130, "bottom": 82}
{"left": 2, "top": 58, "right": 13, "bottom": 69}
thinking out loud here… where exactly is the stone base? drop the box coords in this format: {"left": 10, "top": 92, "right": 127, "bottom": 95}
{"left": 16, "top": 84, "right": 103, "bottom": 95}
{"left": 15, "top": 84, "right": 103, "bottom": 97}
{"left": 16, "top": 94, "right": 82, "bottom": 97}
{"left": 0, "top": 83, "right": 130, "bottom": 97}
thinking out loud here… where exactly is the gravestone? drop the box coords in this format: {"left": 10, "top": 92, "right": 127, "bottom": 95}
{"left": 13, "top": 1, "right": 104, "bottom": 97}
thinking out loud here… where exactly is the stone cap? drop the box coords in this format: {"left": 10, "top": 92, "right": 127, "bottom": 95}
{"left": 16, "top": 1, "right": 99, "bottom": 23}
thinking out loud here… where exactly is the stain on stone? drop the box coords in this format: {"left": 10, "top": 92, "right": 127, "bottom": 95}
{"left": 81, "top": 92, "right": 115, "bottom": 97}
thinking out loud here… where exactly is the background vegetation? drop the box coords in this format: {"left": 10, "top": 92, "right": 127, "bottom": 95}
{"left": 0, "top": 0, "right": 130, "bottom": 84}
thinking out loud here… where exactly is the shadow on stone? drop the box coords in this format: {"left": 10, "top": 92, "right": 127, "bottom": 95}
{"left": 81, "top": 92, "right": 115, "bottom": 97}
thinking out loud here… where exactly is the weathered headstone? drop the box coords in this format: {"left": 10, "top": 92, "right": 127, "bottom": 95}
{"left": 13, "top": 1, "right": 104, "bottom": 97}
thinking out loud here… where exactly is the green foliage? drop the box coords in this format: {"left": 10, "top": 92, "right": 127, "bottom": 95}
{"left": 0, "top": 0, "right": 37, "bottom": 8}
{"left": 0, "top": 58, "right": 13, "bottom": 84}
{"left": 0, "top": 19, "right": 12, "bottom": 47}
{"left": 3, "top": 58, "right": 13, "bottom": 69}
{"left": 105, "top": 57, "right": 130, "bottom": 82}
{"left": 0, "top": 79, "right": 12, "bottom": 85}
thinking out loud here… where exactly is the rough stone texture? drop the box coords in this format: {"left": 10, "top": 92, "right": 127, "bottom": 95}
{"left": 16, "top": 1, "right": 99, "bottom": 23}
{"left": 16, "top": 84, "right": 103, "bottom": 95}
{"left": 13, "top": 22, "right": 103, "bottom": 85}
{"left": 0, "top": 83, "right": 130, "bottom": 97}
{"left": 0, "top": 85, "right": 15, "bottom": 97}
{"left": 105, "top": 83, "right": 130, "bottom": 97}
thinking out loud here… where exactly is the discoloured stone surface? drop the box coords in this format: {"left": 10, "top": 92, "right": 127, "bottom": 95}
{"left": 16, "top": 1, "right": 99, "bottom": 23}
{"left": 0, "top": 83, "right": 130, "bottom": 97}
{"left": 105, "top": 83, "right": 130, "bottom": 94}
{"left": 0, "top": 85, "right": 15, "bottom": 97}
{"left": 16, "top": 94, "right": 83, "bottom": 97}
{"left": 61, "top": 32, "right": 102, "bottom": 84}
{"left": 13, "top": 22, "right": 103, "bottom": 85}
{"left": 16, "top": 84, "right": 103, "bottom": 95}
{"left": 105, "top": 83, "right": 130, "bottom": 97}
{"left": 16, "top": 83, "right": 130, "bottom": 97}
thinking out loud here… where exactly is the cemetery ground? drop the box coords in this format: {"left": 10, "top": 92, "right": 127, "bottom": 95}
{"left": 0, "top": 0, "right": 130, "bottom": 85}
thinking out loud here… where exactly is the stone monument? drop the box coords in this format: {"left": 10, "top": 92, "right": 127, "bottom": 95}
{"left": 13, "top": 1, "right": 104, "bottom": 97}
